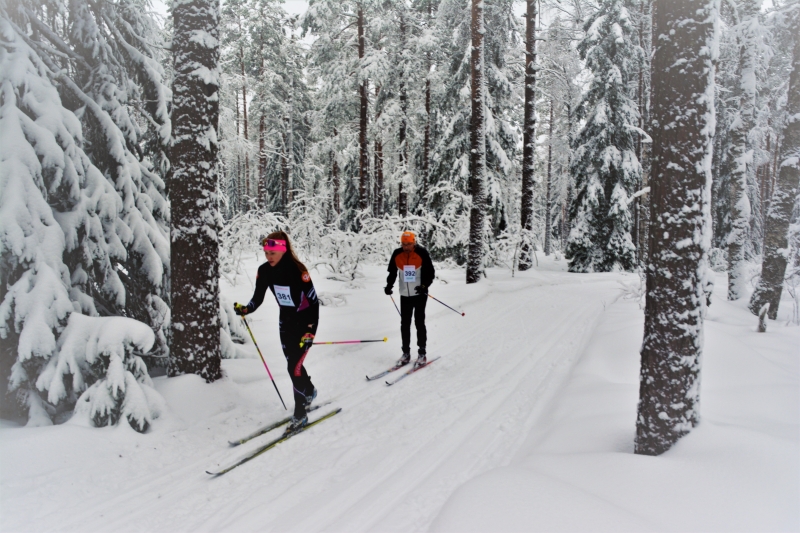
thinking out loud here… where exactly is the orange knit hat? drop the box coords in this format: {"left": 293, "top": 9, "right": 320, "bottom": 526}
{"left": 400, "top": 231, "right": 416, "bottom": 244}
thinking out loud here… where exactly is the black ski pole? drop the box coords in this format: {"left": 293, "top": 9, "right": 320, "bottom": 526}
{"left": 390, "top": 295, "right": 401, "bottom": 316}
{"left": 241, "top": 315, "right": 287, "bottom": 410}
{"left": 428, "top": 294, "right": 465, "bottom": 316}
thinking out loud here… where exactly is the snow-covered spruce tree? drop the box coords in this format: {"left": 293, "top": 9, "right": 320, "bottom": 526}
{"left": 566, "top": 0, "right": 643, "bottom": 273}
{"left": 635, "top": 0, "right": 717, "bottom": 456}
{"left": 726, "top": 0, "right": 767, "bottom": 300}
{"left": 169, "top": 0, "right": 222, "bottom": 381}
{"left": 0, "top": 5, "right": 167, "bottom": 430}
{"left": 749, "top": 3, "right": 799, "bottom": 321}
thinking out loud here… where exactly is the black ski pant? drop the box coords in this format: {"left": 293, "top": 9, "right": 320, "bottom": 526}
{"left": 279, "top": 323, "right": 315, "bottom": 418}
{"left": 400, "top": 295, "right": 427, "bottom": 354}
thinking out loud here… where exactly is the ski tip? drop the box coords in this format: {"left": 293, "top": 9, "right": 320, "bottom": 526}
{"left": 206, "top": 471, "right": 219, "bottom": 476}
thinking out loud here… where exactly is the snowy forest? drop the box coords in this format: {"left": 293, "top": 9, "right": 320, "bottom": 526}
{"left": 0, "top": 0, "right": 799, "bottom": 527}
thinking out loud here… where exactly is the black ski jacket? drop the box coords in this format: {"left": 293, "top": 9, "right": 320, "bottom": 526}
{"left": 246, "top": 255, "right": 319, "bottom": 333}
{"left": 386, "top": 245, "right": 435, "bottom": 298}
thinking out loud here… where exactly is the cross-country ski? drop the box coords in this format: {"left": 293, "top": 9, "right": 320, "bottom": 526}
{"left": 366, "top": 362, "right": 409, "bottom": 381}
{"left": 228, "top": 401, "right": 333, "bottom": 446}
{"left": 208, "top": 408, "right": 342, "bottom": 476}
{"left": 385, "top": 357, "right": 441, "bottom": 386}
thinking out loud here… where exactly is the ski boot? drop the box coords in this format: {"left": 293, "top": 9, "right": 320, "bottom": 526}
{"left": 304, "top": 387, "right": 317, "bottom": 409}
{"left": 414, "top": 350, "right": 427, "bottom": 368}
{"left": 396, "top": 351, "right": 411, "bottom": 367}
{"left": 286, "top": 414, "right": 308, "bottom": 434}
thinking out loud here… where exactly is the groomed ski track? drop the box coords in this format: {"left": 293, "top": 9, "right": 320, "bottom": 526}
{"left": 1, "top": 265, "right": 622, "bottom": 533}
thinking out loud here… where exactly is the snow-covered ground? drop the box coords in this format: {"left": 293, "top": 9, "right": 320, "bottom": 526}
{"left": 1, "top": 257, "right": 797, "bottom": 532}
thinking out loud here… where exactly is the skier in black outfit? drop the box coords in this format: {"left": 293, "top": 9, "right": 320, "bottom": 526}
{"left": 234, "top": 231, "right": 319, "bottom": 432}
{"left": 385, "top": 231, "right": 435, "bottom": 368}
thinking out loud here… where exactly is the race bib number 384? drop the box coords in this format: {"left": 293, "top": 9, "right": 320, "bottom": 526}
{"left": 274, "top": 285, "right": 294, "bottom": 306}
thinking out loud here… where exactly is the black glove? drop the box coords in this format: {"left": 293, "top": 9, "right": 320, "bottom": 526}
{"left": 384, "top": 285, "right": 393, "bottom": 295}
{"left": 415, "top": 285, "right": 428, "bottom": 296}
{"left": 234, "top": 302, "right": 248, "bottom": 316}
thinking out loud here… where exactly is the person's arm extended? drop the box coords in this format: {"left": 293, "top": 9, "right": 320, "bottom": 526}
{"left": 246, "top": 265, "right": 269, "bottom": 313}
{"left": 386, "top": 249, "right": 399, "bottom": 288}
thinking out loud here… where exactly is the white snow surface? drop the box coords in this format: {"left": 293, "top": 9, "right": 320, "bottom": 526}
{"left": 1, "top": 258, "right": 797, "bottom": 532}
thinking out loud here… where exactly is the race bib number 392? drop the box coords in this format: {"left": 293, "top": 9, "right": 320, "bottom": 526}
{"left": 403, "top": 265, "right": 417, "bottom": 282}
{"left": 274, "top": 285, "right": 294, "bottom": 306}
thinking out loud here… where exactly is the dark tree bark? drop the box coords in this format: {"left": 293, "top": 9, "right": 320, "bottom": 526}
{"left": 398, "top": 10, "right": 409, "bottom": 217}
{"left": 749, "top": 28, "right": 800, "bottom": 321}
{"left": 466, "top": 0, "right": 486, "bottom": 284}
{"left": 169, "top": 0, "right": 222, "bottom": 381}
{"left": 374, "top": 86, "right": 384, "bottom": 216}
{"left": 635, "top": 0, "right": 717, "bottom": 456}
{"left": 422, "top": 2, "right": 432, "bottom": 204}
{"left": 332, "top": 128, "right": 340, "bottom": 215}
{"left": 358, "top": 4, "right": 370, "bottom": 212}
{"left": 282, "top": 79, "right": 295, "bottom": 213}
{"left": 544, "top": 98, "right": 554, "bottom": 256}
{"left": 258, "top": 114, "right": 266, "bottom": 209}
{"left": 518, "top": 0, "right": 537, "bottom": 271}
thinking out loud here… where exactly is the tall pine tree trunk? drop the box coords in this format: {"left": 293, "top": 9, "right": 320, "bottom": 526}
{"left": 422, "top": 0, "right": 432, "bottom": 205}
{"left": 727, "top": 0, "right": 761, "bottom": 300}
{"left": 258, "top": 115, "right": 266, "bottom": 209}
{"left": 332, "top": 127, "right": 340, "bottom": 216}
{"left": 358, "top": 4, "right": 370, "bottom": 212}
{"left": 169, "top": 0, "right": 222, "bottom": 381}
{"left": 398, "top": 10, "right": 409, "bottom": 218}
{"left": 749, "top": 27, "right": 799, "bottom": 321}
{"left": 544, "top": 98, "right": 553, "bottom": 256}
{"left": 374, "top": 87, "right": 384, "bottom": 217}
{"left": 635, "top": 0, "right": 716, "bottom": 456}
{"left": 467, "top": 0, "right": 486, "bottom": 284}
{"left": 519, "top": 0, "right": 537, "bottom": 271}
{"left": 240, "top": 45, "right": 249, "bottom": 202}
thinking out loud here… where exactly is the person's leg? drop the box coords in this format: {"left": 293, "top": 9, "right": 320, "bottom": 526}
{"left": 400, "top": 296, "right": 413, "bottom": 355}
{"left": 280, "top": 328, "right": 313, "bottom": 419}
{"left": 414, "top": 295, "right": 428, "bottom": 354}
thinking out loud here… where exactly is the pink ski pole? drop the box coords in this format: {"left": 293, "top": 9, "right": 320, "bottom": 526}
{"left": 241, "top": 315, "right": 287, "bottom": 410}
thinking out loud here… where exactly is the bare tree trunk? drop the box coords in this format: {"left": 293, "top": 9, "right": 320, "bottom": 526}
{"left": 374, "top": 87, "right": 384, "bottom": 216}
{"left": 358, "top": 4, "right": 370, "bottom": 212}
{"left": 727, "top": 0, "right": 761, "bottom": 300}
{"left": 169, "top": 0, "right": 222, "bottom": 381}
{"left": 240, "top": 45, "right": 249, "bottom": 202}
{"left": 258, "top": 115, "right": 266, "bottom": 209}
{"left": 281, "top": 79, "right": 294, "bottom": 215}
{"left": 398, "top": 10, "right": 408, "bottom": 217}
{"left": 332, "top": 127, "right": 340, "bottom": 215}
{"left": 544, "top": 98, "right": 553, "bottom": 256}
{"left": 467, "top": 0, "right": 486, "bottom": 284}
{"left": 519, "top": 0, "right": 537, "bottom": 271}
{"left": 421, "top": 0, "right": 433, "bottom": 204}
{"left": 633, "top": 0, "right": 645, "bottom": 262}
{"left": 749, "top": 29, "right": 800, "bottom": 320}
{"left": 635, "top": 0, "right": 717, "bottom": 456}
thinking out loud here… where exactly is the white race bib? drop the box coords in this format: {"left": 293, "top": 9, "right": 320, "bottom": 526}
{"left": 403, "top": 265, "right": 417, "bottom": 283}
{"left": 273, "top": 285, "right": 294, "bottom": 306}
